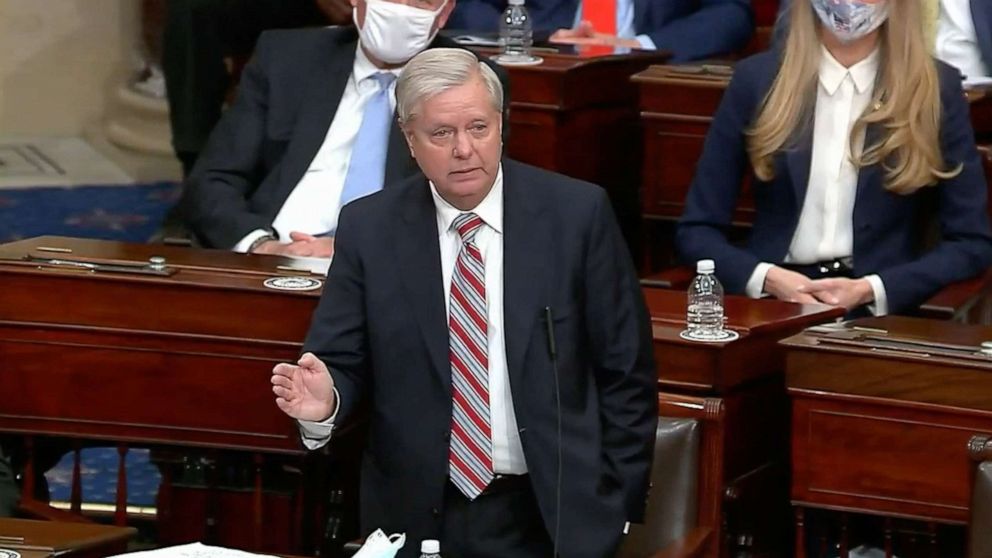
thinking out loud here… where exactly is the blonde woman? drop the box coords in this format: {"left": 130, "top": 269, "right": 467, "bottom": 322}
{"left": 677, "top": 0, "right": 992, "bottom": 316}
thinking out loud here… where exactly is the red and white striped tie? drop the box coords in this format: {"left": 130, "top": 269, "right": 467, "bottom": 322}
{"left": 448, "top": 212, "right": 494, "bottom": 500}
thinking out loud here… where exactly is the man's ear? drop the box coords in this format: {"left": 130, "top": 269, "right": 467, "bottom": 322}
{"left": 402, "top": 126, "right": 417, "bottom": 158}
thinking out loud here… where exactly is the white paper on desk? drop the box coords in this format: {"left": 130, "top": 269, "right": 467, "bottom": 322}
{"left": 965, "top": 76, "right": 992, "bottom": 89}
{"left": 106, "top": 542, "right": 280, "bottom": 558}
{"left": 352, "top": 529, "right": 406, "bottom": 558}
{"left": 283, "top": 255, "right": 332, "bottom": 276}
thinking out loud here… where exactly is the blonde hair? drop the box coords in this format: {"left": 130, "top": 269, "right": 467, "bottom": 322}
{"left": 396, "top": 48, "right": 503, "bottom": 125}
{"left": 748, "top": 0, "right": 961, "bottom": 194}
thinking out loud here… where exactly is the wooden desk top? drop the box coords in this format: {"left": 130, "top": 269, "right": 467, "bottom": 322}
{"left": 474, "top": 48, "right": 670, "bottom": 108}
{"left": 0, "top": 237, "right": 317, "bottom": 452}
{"left": 785, "top": 317, "right": 992, "bottom": 525}
{"left": 0, "top": 235, "right": 324, "bottom": 296}
{"left": 0, "top": 518, "right": 134, "bottom": 558}
{"left": 0, "top": 236, "right": 321, "bottom": 345}
{"left": 643, "top": 288, "right": 843, "bottom": 392}
{"left": 784, "top": 316, "right": 992, "bottom": 411}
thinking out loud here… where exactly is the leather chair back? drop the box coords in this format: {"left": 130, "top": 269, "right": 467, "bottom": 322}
{"left": 616, "top": 417, "right": 701, "bottom": 558}
{"left": 969, "top": 461, "right": 992, "bottom": 558}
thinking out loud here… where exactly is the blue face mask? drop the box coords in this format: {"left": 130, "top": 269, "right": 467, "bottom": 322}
{"left": 810, "top": 0, "right": 889, "bottom": 43}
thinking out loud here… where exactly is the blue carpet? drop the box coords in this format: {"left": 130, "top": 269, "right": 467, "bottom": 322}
{"left": 46, "top": 448, "right": 161, "bottom": 507}
{"left": 0, "top": 181, "right": 181, "bottom": 244}
{"left": 2, "top": 180, "right": 181, "bottom": 507}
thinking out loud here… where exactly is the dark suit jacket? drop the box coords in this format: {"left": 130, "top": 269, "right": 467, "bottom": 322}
{"left": 181, "top": 27, "right": 511, "bottom": 249}
{"left": 303, "top": 159, "right": 658, "bottom": 558}
{"left": 775, "top": 0, "right": 992, "bottom": 73}
{"left": 677, "top": 50, "right": 992, "bottom": 315}
{"left": 448, "top": 0, "right": 753, "bottom": 62}
{"left": 973, "top": 0, "right": 992, "bottom": 72}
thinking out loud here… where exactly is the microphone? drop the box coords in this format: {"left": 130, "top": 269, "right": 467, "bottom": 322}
{"left": 544, "top": 306, "right": 562, "bottom": 558}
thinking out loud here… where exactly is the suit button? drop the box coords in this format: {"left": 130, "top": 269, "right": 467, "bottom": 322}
{"left": 431, "top": 507, "right": 440, "bottom": 517}
{"left": 443, "top": 431, "right": 450, "bottom": 441}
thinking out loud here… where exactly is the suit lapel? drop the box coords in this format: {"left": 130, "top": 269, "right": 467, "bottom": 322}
{"left": 275, "top": 33, "right": 357, "bottom": 204}
{"left": 785, "top": 123, "right": 814, "bottom": 211}
{"left": 501, "top": 161, "right": 551, "bottom": 392}
{"left": 852, "top": 122, "right": 884, "bottom": 231}
{"left": 384, "top": 121, "right": 416, "bottom": 187}
{"left": 393, "top": 178, "right": 451, "bottom": 389}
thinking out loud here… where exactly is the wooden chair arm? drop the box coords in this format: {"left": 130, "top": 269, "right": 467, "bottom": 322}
{"left": 641, "top": 266, "right": 694, "bottom": 290}
{"left": 649, "top": 527, "right": 712, "bottom": 558}
{"left": 17, "top": 497, "right": 94, "bottom": 523}
{"left": 919, "top": 269, "right": 992, "bottom": 321}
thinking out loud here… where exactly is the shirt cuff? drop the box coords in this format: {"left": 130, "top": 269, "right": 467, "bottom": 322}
{"left": 233, "top": 229, "right": 271, "bottom": 253}
{"left": 864, "top": 274, "right": 888, "bottom": 316}
{"left": 297, "top": 387, "right": 340, "bottom": 450}
{"left": 745, "top": 263, "right": 775, "bottom": 299}
{"left": 634, "top": 35, "right": 656, "bottom": 50}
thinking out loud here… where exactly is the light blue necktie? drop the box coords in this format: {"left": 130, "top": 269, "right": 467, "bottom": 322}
{"left": 339, "top": 72, "right": 397, "bottom": 208}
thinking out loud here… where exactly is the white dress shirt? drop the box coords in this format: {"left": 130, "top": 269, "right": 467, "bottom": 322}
{"left": 299, "top": 165, "right": 528, "bottom": 474}
{"left": 936, "top": 0, "right": 990, "bottom": 82}
{"left": 571, "top": 0, "right": 657, "bottom": 49}
{"left": 233, "top": 47, "right": 403, "bottom": 252}
{"left": 746, "top": 47, "right": 888, "bottom": 315}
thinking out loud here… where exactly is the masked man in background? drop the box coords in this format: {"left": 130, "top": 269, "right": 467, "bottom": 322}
{"left": 181, "top": 0, "right": 509, "bottom": 258}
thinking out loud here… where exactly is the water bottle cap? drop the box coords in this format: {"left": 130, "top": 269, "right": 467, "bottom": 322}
{"left": 508, "top": 0, "right": 525, "bottom": 6}
{"left": 696, "top": 259, "right": 715, "bottom": 274}
{"left": 421, "top": 540, "right": 440, "bottom": 554}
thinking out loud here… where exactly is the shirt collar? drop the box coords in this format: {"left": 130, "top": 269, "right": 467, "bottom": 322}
{"left": 818, "top": 45, "right": 880, "bottom": 96}
{"left": 430, "top": 164, "right": 504, "bottom": 236}
{"left": 352, "top": 45, "right": 404, "bottom": 87}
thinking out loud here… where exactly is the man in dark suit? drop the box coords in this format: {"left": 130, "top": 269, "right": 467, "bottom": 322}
{"left": 975, "top": 0, "right": 992, "bottom": 74}
{"left": 181, "top": 0, "right": 509, "bottom": 258}
{"left": 271, "top": 48, "right": 657, "bottom": 557}
{"left": 162, "top": 0, "right": 352, "bottom": 178}
{"left": 449, "top": 0, "right": 753, "bottom": 62}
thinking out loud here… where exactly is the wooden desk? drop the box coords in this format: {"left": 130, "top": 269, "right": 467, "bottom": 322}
{"left": 783, "top": 317, "right": 992, "bottom": 557}
{"left": 0, "top": 518, "right": 134, "bottom": 558}
{"left": 0, "top": 236, "right": 323, "bottom": 552}
{"left": 482, "top": 49, "right": 668, "bottom": 195}
{"left": 478, "top": 48, "right": 670, "bottom": 254}
{"left": 645, "top": 289, "right": 842, "bottom": 557}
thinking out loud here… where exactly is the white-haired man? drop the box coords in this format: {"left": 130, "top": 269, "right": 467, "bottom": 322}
{"left": 272, "top": 48, "right": 657, "bottom": 557}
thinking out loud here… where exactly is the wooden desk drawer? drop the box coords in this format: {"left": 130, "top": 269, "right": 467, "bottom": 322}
{"left": 791, "top": 392, "right": 992, "bottom": 523}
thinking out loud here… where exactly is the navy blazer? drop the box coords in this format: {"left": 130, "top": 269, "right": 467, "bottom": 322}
{"left": 303, "top": 159, "right": 657, "bottom": 558}
{"left": 448, "top": 0, "right": 753, "bottom": 62}
{"left": 676, "top": 50, "right": 992, "bottom": 315}
{"left": 775, "top": 0, "right": 992, "bottom": 74}
{"left": 181, "top": 27, "right": 510, "bottom": 249}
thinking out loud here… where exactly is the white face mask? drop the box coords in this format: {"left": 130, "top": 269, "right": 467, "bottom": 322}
{"left": 356, "top": 0, "right": 448, "bottom": 64}
{"left": 810, "top": 0, "right": 888, "bottom": 43}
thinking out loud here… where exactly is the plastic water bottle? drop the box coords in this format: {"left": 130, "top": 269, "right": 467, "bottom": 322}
{"left": 686, "top": 259, "right": 725, "bottom": 340}
{"left": 499, "top": 0, "right": 533, "bottom": 59}
{"left": 419, "top": 539, "right": 441, "bottom": 558}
